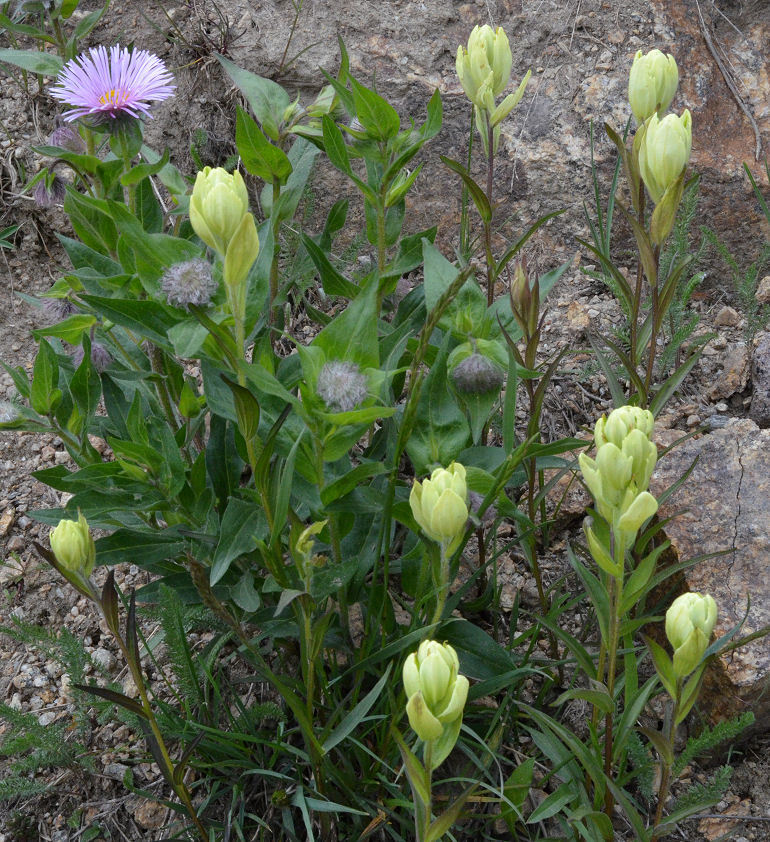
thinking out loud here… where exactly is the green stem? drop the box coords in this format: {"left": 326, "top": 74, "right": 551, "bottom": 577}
{"left": 651, "top": 680, "right": 682, "bottom": 841}
{"left": 430, "top": 543, "right": 451, "bottom": 626}
{"left": 630, "top": 184, "right": 646, "bottom": 377}
{"left": 101, "top": 608, "right": 209, "bottom": 842}
{"left": 417, "top": 741, "right": 434, "bottom": 842}
{"left": 269, "top": 178, "right": 281, "bottom": 335}
{"left": 484, "top": 123, "right": 496, "bottom": 307}
{"left": 644, "top": 245, "right": 663, "bottom": 400}
{"left": 602, "top": 535, "right": 625, "bottom": 831}
{"left": 147, "top": 344, "right": 178, "bottom": 431}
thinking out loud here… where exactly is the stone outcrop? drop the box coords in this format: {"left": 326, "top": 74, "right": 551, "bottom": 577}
{"left": 651, "top": 419, "right": 770, "bottom": 730}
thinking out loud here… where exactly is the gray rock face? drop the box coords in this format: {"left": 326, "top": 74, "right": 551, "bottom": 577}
{"left": 651, "top": 419, "right": 770, "bottom": 730}
{"left": 749, "top": 331, "right": 770, "bottom": 428}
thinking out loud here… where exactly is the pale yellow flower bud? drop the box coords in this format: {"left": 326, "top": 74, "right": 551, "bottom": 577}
{"left": 403, "top": 640, "right": 469, "bottom": 743}
{"left": 50, "top": 512, "right": 95, "bottom": 577}
{"left": 189, "top": 167, "right": 251, "bottom": 257}
{"left": 639, "top": 110, "right": 692, "bottom": 204}
{"left": 665, "top": 592, "right": 717, "bottom": 677}
{"left": 409, "top": 463, "right": 469, "bottom": 552}
{"left": 616, "top": 490, "right": 658, "bottom": 536}
{"left": 457, "top": 25, "right": 525, "bottom": 119}
{"left": 628, "top": 49, "right": 679, "bottom": 123}
{"left": 223, "top": 212, "right": 260, "bottom": 288}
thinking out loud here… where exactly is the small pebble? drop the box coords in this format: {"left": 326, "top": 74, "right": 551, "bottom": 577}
{"left": 38, "top": 711, "right": 57, "bottom": 727}
{"left": 92, "top": 648, "right": 115, "bottom": 671}
{"left": 686, "top": 414, "right": 701, "bottom": 427}
{"left": 714, "top": 305, "right": 740, "bottom": 327}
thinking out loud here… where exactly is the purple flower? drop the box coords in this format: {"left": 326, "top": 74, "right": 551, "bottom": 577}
{"left": 48, "top": 124, "right": 85, "bottom": 153}
{"left": 50, "top": 44, "right": 175, "bottom": 122}
{"left": 33, "top": 175, "right": 67, "bottom": 208}
{"left": 72, "top": 342, "right": 112, "bottom": 373}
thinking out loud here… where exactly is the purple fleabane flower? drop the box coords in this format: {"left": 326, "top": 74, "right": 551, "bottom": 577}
{"left": 50, "top": 45, "right": 175, "bottom": 122}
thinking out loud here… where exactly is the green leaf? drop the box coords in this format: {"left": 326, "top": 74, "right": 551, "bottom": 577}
{"left": 320, "top": 461, "right": 388, "bottom": 505}
{"left": 440, "top": 155, "right": 492, "bottom": 224}
{"left": 211, "top": 498, "right": 266, "bottom": 585}
{"left": 33, "top": 314, "right": 97, "bottom": 345}
{"left": 349, "top": 77, "right": 400, "bottom": 140}
{"left": 404, "top": 339, "right": 470, "bottom": 475}
{"left": 217, "top": 55, "right": 289, "bottom": 140}
{"left": 526, "top": 783, "right": 575, "bottom": 823}
{"left": 236, "top": 105, "right": 292, "bottom": 183}
{"left": 221, "top": 375, "right": 260, "bottom": 442}
{"left": 441, "top": 618, "right": 517, "bottom": 680}
{"left": 31, "top": 338, "right": 59, "bottom": 415}
{"left": 120, "top": 148, "right": 170, "bottom": 186}
{"left": 501, "top": 757, "right": 535, "bottom": 832}
{"left": 264, "top": 136, "right": 319, "bottom": 221}
{"left": 68, "top": 336, "right": 102, "bottom": 434}
{"left": 425, "top": 782, "right": 475, "bottom": 840}
{"left": 312, "top": 276, "right": 379, "bottom": 368}
{"left": 322, "top": 667, "right": 390, "bottom": 754}
{"left": 639, "top": 726, "right": 674, "bottom": 765}
{"left": 568, "top": 545, "right": 610, "bottom": 644}
{"left": 321, "top": 115, "right": 352, "bottom": 175}
{"left": 80, "top": 296, "right": 178, "bottom": 349}
{"left": 676, "top": 663, "right": 706, "bottom": 725}
{"left": 96, "top": 529, "right": 185, "bottom": 567}
{"left": 0, "top": 48, "right": 62, "bottom": 76}
{"left": 300, "top": 233, "right": 360, "bottom": 299}
{"left": 553, "top": 687, "right": 614, "bottom": 715}
{"left": 392, "top": 726, "right": 430, "bottom": 809}
{"left": 73, "top": 683, "right": 148, "bottom": 719}
{"left": 64, "top": 188, "right": 118, "bottom": 255}
{"left": 643, "top": 635, "right": 677, "bottom": 699}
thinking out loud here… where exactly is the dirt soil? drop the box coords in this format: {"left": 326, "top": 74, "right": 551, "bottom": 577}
{"left": 0, "top": 0, "right": 769, "bottom": 839}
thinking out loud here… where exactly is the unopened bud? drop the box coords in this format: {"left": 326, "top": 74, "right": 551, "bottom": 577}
{"left": 403, "top": 640, "right": 469, "bottom": 747}
{"left": 451, "top": 353, "right": 504, "bottom": 394}
{"left": 409, "top": 462, "right": 469, "bottom": 552}
{"left": 665, "top": 592, "right": 717, "bottom": 677}
{"left": 639, "top": 110, "right": 692, "bottom": 204}
{"left": 628, "top": 49, "right": 679, "bottom": 123}
{"left": 50, "top": 512, "right": 95, "bottom": 578}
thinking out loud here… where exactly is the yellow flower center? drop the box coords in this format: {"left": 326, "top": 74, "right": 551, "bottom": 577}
{"left": 99, "top": 88, "right": 125, "bottom": 106}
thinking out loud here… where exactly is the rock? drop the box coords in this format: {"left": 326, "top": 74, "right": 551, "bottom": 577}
{"left": 103, "top": 762, "right": 130, "bottom": 781}
{"left": 755, "top": 275, "right": 770, "bottom": 305}
{"left": 651, "top": 419, "right": 770, "bottom": 732}
{"left": 565, "top": 300, "right": 590, "bottom": 333}
{"left": 714, "top": 305, "right": 740, "bottom": 327}
{"left": 749, "top": 331, "right": 770, "bottom": 428}
{"left": 133, "top": 799, "right": 167, "bottom": 829}
{"left": 0, "top": 556, "right": 23, "bottom": 585}
{"left": 0, "top": 506, "right": 14, "bottom": 537}
{"left": 708, "top": 343, "right": 749, "bottom": 400}
{"left": 91, "top": 648, "right": 115, "bottom": 671}
{"left": 6, "top": 535, "right": 24, "bottom": 553}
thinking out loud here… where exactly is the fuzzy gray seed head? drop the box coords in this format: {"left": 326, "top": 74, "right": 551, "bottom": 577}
{"left": 316, "top": 360, "right": 368, "bottom": 413}
{"left": 162, "top": 258, "right": 218, "bottom": 310}
{"left": 0, "top": 401, "right": 20, "bottom": 424}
